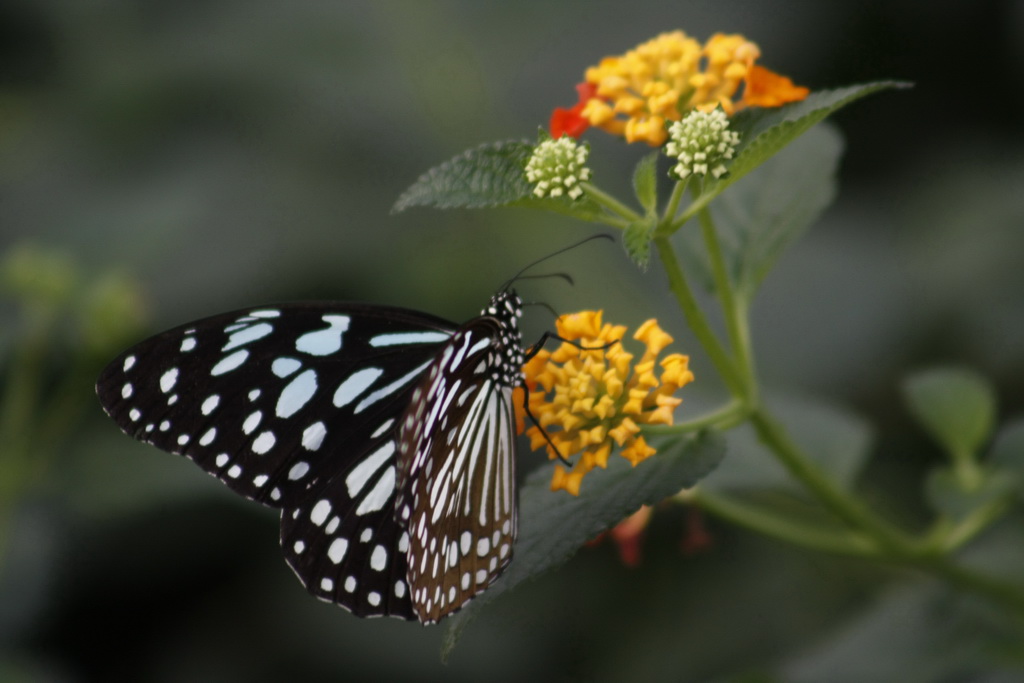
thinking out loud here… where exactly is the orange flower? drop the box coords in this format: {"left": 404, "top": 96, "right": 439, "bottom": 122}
{"left": 519, "top": 311, "right": 694, "bottom": 495}
{"left": 742, "top": 64, "right": 810, "bottom": 108}
{"left": 551, "top": 30, "right": 809, "bottom": 146}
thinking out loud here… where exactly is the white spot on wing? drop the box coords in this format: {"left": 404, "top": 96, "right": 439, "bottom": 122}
{"left": 345, "top": 442, "right": 395, "bottom": 497}
{"left": 310, "top": 499, "right": 331, "bottom": 525}
{"left": 123, "top": 355, "right": 136, "bottom": 371}
{"left": 242, "top": 410, "right": 262, "bottom": 435}
{"left": 355, "top": 466, "right": 395, "bottom": 516}
{"left": 354, "top": 360, "right": 432, "bottom": 414}
{"left": 288, "top": 461, "right": 309, "bottom": 480}
{"left": 371, "top": 418, "right": 395, "bottom": 439}
{"left": 211, "top": 350, "right": 249, "bottom": 375}
{"left": 252, "top": 430, "right": 276, "bottom": 454}
{"left": 328, "top": 538, "right": 348, "bottom": 564}
{"left": 271, "top": 357, "right": 301, "bottom": 377}
{"left": 199, "top": 427, "right": 216, "bottom": 446}
{"left": 467, "top": 336, "right": 491, "bottom": 357}
{"left": 201, "top": 394, "right": 220, "bottom": 415}
{"left": 301, "top": 421, "right": 327, "bottom": 451}
{"left": 222, "top": 323, "right": 273, "bottom": 351}
{"left": 333, "top": 367, "right": 383, "bottom": 408}
{"left": 276, "top": 369, "right": 318, "bottom": 418}
{"left": 295, "top": 315, "right": 350, "bottom": 356}
{"left": 369, "top": 330, "right": 452, "bottom": 347}
{"left": 370, "top": 545, "right": 387, "bottom": 571}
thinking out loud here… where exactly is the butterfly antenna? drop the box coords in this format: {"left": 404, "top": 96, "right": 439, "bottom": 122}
{"left": 501, "top": 234, "right": 612, "bottom": 291}
{"left": 523, "top": 300, "right": 560, "bottom": 319}
{"left": 513, "top": 272, "right": 575, "bottom": 287}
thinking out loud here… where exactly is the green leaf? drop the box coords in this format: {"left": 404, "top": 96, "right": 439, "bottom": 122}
{"left": 702, "top": 393, "right": 873, "bottom": 494}
{"left": 925, "top": 466, "right": 1016, "bottom": 522}
{"left": 902, "top": 367, "right": 997, "bottom": 460}
{"left": 678, "top": 81, "right": 911, "bottom": 223}
{"left": 393, "top": 139, "right": 608, "bottom": 223}
{"left": 441, "top": 430, "right": 725, "bottom": 659}
{"left": 393, "top": 140, "right": 536, "bottom": 211}
{"left": 720, "top": 124, "right": 841, "bottom": 298}
{"left": 623, "top": 217, "right": 655, "bottom": 270}
{"left": 676, "top": 123, "right": 842, "bottom": 298}
{"left": 632, "top": 152, "right": 659, "bottom": 214}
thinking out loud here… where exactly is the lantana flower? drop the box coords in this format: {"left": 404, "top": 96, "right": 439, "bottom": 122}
{"left": 664, "top": 108, "right": 741, "bottom": 180}
{"left": 524, "top": 136, "right": 592, "bottom": 200}
{"left": 518, "top": 311, "right": 694, "bottom": 496}
{"left": 552, "top": 30, "right": 809, "bottom": 146}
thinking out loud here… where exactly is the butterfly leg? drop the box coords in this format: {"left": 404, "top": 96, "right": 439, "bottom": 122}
{"left": 519, "top": 383, "right": 572, "bottom": 466}
{"left": 523, "top": 331, "right": 617, "bottom": 361}
{"left": 520, "top": 332, "right": 618, "bottom": 467}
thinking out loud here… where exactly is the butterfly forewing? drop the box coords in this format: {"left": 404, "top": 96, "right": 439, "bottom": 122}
{"left": 96, "top": 302, "right": 458, "bottom": 619}
{"left": 394, "top": 302, "right": 523, "bottom": 623}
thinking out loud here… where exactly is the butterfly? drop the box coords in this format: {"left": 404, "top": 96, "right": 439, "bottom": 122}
{"left": 96, "top": 287, "right": 530, "bottom": 625}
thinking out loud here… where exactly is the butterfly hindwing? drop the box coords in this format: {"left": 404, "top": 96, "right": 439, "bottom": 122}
{"left": 395, "top": 314, "right": 522, "bottom": 623}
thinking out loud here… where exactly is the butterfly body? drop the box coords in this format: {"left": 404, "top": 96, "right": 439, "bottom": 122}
{"left": 97, "top": 291, "right": 525, "bottom": 624}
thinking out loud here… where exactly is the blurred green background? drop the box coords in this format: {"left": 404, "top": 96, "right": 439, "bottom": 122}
{"left": 2, "top": 1, "right": 1024, "bottom": 681}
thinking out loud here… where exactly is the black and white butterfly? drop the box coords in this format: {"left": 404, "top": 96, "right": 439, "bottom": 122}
{"left": 96, "top": 288, "right": 529, "bottom": 624}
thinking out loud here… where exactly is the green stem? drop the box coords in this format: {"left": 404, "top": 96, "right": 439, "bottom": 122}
{"left": 696, "top": 206, "right": 757, "bottom": 403}
{"left": 653, "top": 237, "right": 745, "bottom": 397}
{"left": 749, "top": 408, "right": 916, "bottom": 553}
{"left": 662, "top": 179, "right": 689, "bottom": 226}
{"left": 685, "top": 487, "right": 881, "bottom": 556}
{"left": 579, "top": 181, "right": 642, "bottom": 224}
{"left": 664, "top": 183, "right": 720, "bottom": 235}
{"left": 950, "top": 448, "right": 984, "bottom": 491}
{"left": 691, "top": 485, "right": 1024, "bottom": 616}
{"left": 928, "top": 496, "right": 1017, "bottom": 553}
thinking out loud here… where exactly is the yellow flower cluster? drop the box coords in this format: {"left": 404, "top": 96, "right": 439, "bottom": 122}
{"left": 519, "top": 311, "right": 694, "bottom": 496}
{"left": 580, "top": 31, "right": 804, "bottom": 146}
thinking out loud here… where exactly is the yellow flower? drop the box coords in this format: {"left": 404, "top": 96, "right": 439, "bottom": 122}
{"left": 519, "top": 311, "right": 694, "bottom": 495}
{"left": 574, "top": 30, "right": 808, "bottom": 146}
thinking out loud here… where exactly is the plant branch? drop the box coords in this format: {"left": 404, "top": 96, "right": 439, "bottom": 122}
{"left": 684, "top": 487, "right": 881, "bottom": 556}
{"left": 579, "top": 182, "right": 642, "bottom": 224}
{"left": 696, "top": 206, "right": 757, "bottom": 403}
{"left": 749, "top": 408, "right": 916, "bottom": 553}
{"left": 653, "top": 237, "right": 745, "bottom": 396}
